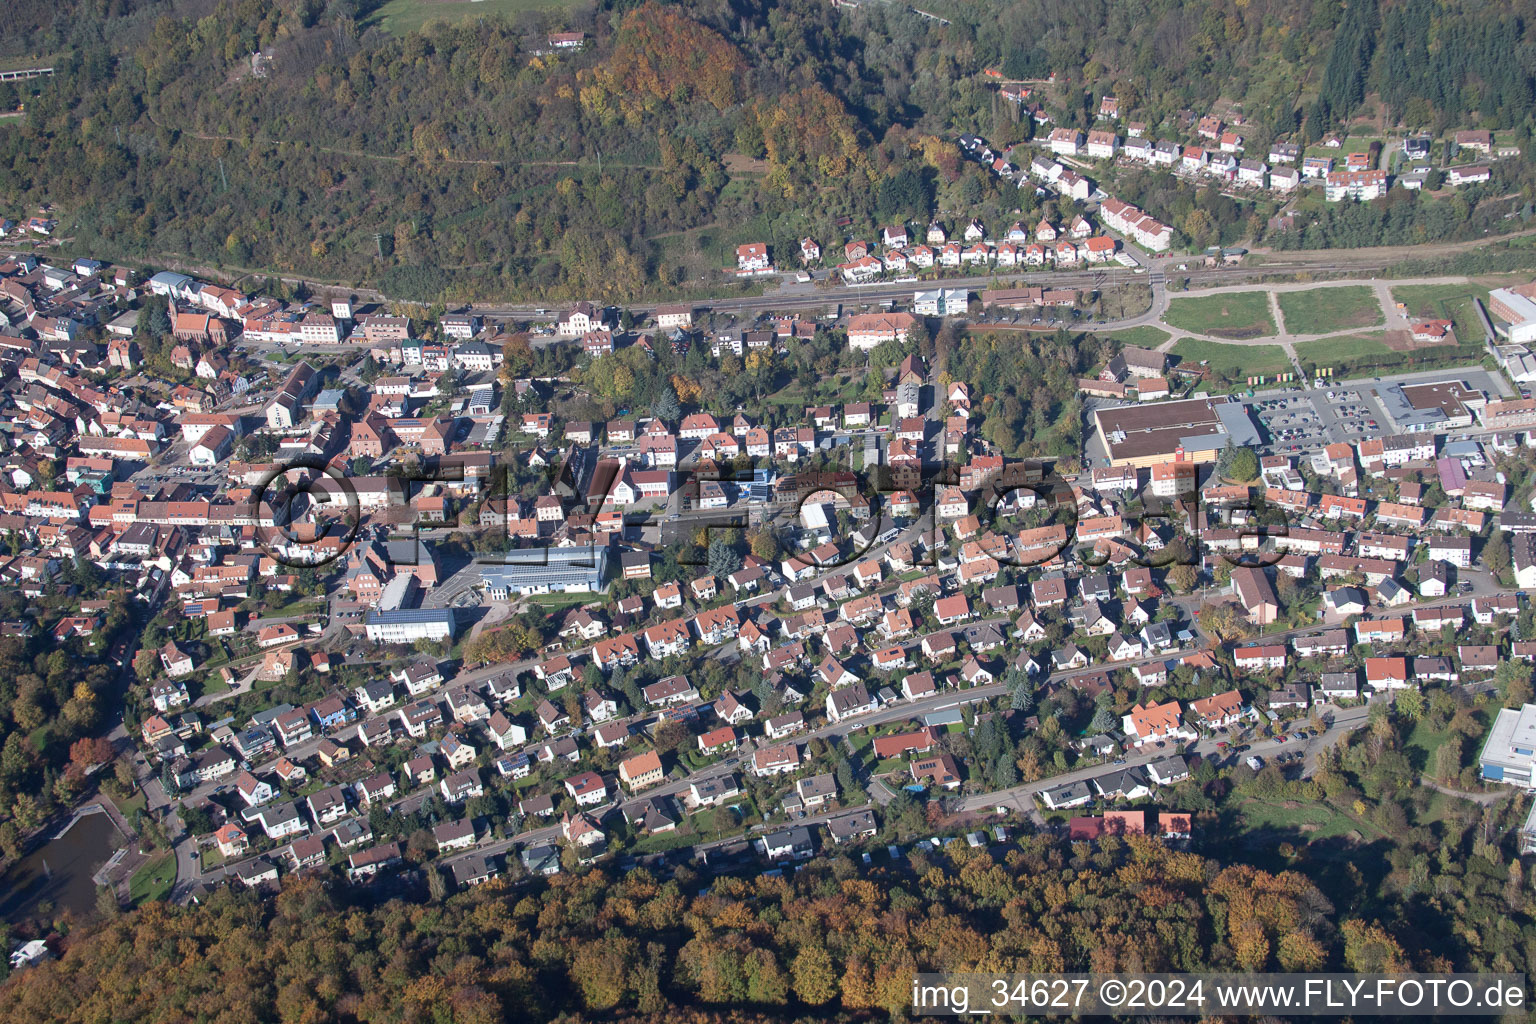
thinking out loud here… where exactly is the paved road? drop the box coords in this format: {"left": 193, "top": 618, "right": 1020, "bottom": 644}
{"left": 162, "top": 359, "right": 1528, "bottom": 894}
{"left": 1088, "top": 360, "right": 1516, "bottom": 476}
{"left": 478, "top": 221, "right": 1536, "bottom": 335}
{"left": 459, "top": 240, "right": 1504, "bottom": 323}
{"left": 19, "top": 218, "right": 1532, "bottom": 340}
{"left": 464, "top": 258, "right": 1411, "bottom": 333}
{"left": 205, "top": 692, "right": 1375, "bottom": 889}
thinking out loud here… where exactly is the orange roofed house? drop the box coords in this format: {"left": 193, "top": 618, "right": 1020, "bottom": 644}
{"left": 847, "top": 312, "right": 918, "bottom": 352}
{"left": 1069, "top": 810, "right": 1145, "bottom": 840}
{"left": 618, "top": 749, "right": 665, "bottom": 791}
{"left": 1121, "top": 700, "right": 1196, "bottom": 747}
{"left": 736, "top": 242, "right": 770, "bottom": 272}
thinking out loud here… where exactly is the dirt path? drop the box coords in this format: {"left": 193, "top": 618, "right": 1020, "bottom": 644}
{"left": 1419, "top": 777, "right": 1509, "bottom": 806}
{"left": 147, "top": 110, "right": 659, "bottom": 169}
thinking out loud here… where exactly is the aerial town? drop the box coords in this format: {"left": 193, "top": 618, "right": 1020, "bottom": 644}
{"left": 0, "top": 229, "right": 1534, "bottom": 907}
{"left": 7, "top": 0, "right": 1536, "bottom": 1009}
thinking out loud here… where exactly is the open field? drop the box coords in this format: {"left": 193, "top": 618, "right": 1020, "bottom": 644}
{"left": 1163, "top": 292, "right": 1276, "bottom": 339}
{"left": 197, "top": 673, "right": 231, "bottom": 699}
{"left": 112, "top": 790, "right": 147, "bottom": 820}
{"left": 1403, "top": 711, "right": 1485, "bottom": 775}
{"left": 1390, "top": 282, "right": 1492, "bottom": 331}
{"left": 1094, "top": 326, "right": 1172, "bottom": 348}
{"left": 527, "top": 592, "right": 594, "bottom": 611}
{"left": 1303, "top": 135, "right": 1377, "bottom": 161}
{"left": 1294, "top": 332, "right": 1394, "bottom": 365}
{"left": 1170, "top": 338, "right": 1289, "bottom": 380}
{"left": 1236, "top": 797, "right": 1387, "bottom": 843}
{"left": 1278, "top": 286, "right": 1384, "bottom": 335}
{"left": 366, "top": 0, "right": 577, "bottom": 36}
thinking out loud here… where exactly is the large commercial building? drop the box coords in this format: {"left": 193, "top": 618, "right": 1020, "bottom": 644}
{"left": 1489, "top": 284, "right": 1536, "bottom": 345}
{"left": 1093, "top": 397, "right": 1260, "bottom": 468}
{"left": 480, "top": 546, "right": 610, "bottom": 598}
{"left": 363, "top": 608, "right": 456, "bottom": 643}
{"left": 1378, "top": 380, "right": 1481, "bottom": 433}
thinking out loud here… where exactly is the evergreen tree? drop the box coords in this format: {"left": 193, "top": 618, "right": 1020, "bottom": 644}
{"left": 990, "top": 754, "right": 1017, "bottom": 789}
{"left": 707, "top": 537, "right": 742, "bottom": 579}
{"left": 137, "top": 299, "right": 171, "bottom": 341}
{"left": 1005, "top": 669, "right": 1034, "bottom": 712}
{"left": 1217, "top": 440, "right": 1236, "bottom": 477}
{"left": 652, "top": 383, "right": 682, "bottom": 423}
{"left": 1089, "top": 693, "right": 1118, "bottom": 734}
{"left": 616, "top": 667, "right": 644, "bottom": 713}
{"left": 834, "top": 756, "right": 856, "bottom": 796}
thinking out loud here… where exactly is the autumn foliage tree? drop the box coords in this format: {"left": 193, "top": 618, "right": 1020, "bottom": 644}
{"left": 581, "top": 4, "right": 744, "bottom": 123}
{"left": 756, "top": 86, "right": 871, "bottom": 199}
{"left": 0, "top": 838, "right": 1442, "bottom": 1023}
{"left": 68, "top": 736, "right": 116, "bottom": 773}
{"left": 464, "top": 621, "right": 539, "bottom": 664}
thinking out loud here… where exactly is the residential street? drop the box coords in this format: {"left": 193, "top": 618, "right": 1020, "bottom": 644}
{"left": 183, "top": 571, "right": 1513, "bottom": 894}
{"left": 957, "top": 701, "right": 1374, "bottom": 819}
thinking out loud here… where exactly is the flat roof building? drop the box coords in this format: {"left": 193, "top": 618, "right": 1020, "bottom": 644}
{"left": 1383, "top": 380, "right": 1480, "bottom": 432}
{"left": 1093, "top": 397, "right": 1259, "bottom": 468}
{"left": 480, "top": 546, "right": 609, "bottom": 597}
{"left": 912, "top": 288, "right": 968, "bottom": 317}
{"left": 1489, "top": 285, "right": 1536, "bottom": 345}
{"left": 363, "top": 608, "right": 456, "bottom": 643}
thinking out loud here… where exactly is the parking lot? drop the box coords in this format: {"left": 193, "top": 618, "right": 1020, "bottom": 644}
{"left": 1317, "top": 386, "right": 1385, "bottom": 441}
{"left": 1247, "top": 392, "right": 1329, "bottom": 453}
{"left": 1242, "top": 383, "right": 1395, "bottom": 456}
{"left": 131, "top": 461, "right": 225, "bottom": 490}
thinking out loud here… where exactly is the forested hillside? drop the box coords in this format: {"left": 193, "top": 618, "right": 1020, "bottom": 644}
{"left": 0, "top": 834, "right": 1494, "bottom": 1022}
{"left": 1, "top": 0, "right": 1535, "bottom": 301}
